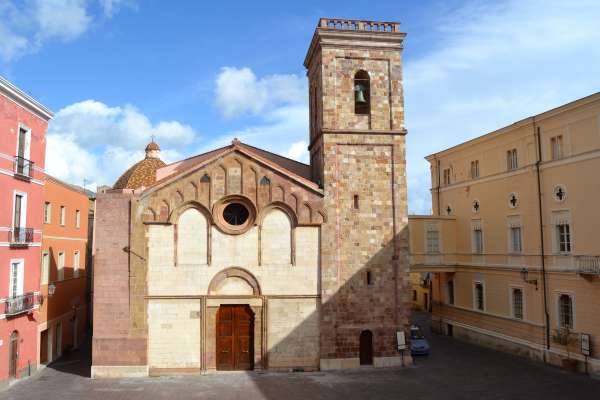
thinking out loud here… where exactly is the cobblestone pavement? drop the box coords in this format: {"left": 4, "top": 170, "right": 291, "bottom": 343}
{"left": 2, "top": 313, "right": 599, "bottom": 400}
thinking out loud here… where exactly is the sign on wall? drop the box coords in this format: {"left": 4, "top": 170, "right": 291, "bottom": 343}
{"left": 581, "top": 333, "right": 591, "bottom": 356}
{"left": 397, "top": 331, "right": 406, "bottom": 351}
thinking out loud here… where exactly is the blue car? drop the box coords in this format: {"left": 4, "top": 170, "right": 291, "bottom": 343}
{"left": 410, "top": 325, "right": 430, "bottom": 356}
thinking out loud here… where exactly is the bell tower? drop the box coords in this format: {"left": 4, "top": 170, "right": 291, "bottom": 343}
{"left": 304, "top": 18, "right": 410, "bottom": 369}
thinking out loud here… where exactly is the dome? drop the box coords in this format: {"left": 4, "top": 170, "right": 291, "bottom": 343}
{"left": 145, "top": 141, "right": 160, "bottom": 151}
{"left": 113, "top": 142, "right": 166, "bottom": 190}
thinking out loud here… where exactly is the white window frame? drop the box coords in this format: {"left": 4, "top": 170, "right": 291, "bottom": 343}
{"left": 426, "top": 226, "right": 440, "bottom": 254}
{"left": 75, "top": 210, "right": 81, "bottom": 228}
{"left": 550, "top": 135, "right": 563, "bottom": 161}
{"left": 509, "top": 286, "right": 525, "bottom": 320}
{"left": 73, "top": 250, "right": 80, "bottom": 278}
{"left": 58, "top": 252, "right": 65, "bottom": 281}
{"left": 41, "top": 252, "right": 50, "bottom": 285}
{"left": 12, "top": 190, "right": 28, "bottom": 228}
{"left": 60, "top": 206, "right": 66, "bottom": 226}
{"left": 16, "top": 123, "right": 32, "bottom": 160}
{"left": 470, "top": 160, "right": 480, "bottom": 179}
{"left": 472, "top": 220, "right": 484, "bottom": 254}
{"left": 44, "top": 202, "right": 52, "bottom": 224}
{"left": 556, "top": 223, "right": 572, "bottom": 254}
{"left": 507, "top": 148, "right": 518, "bottom": 171}
{"left": 556, "top": 291, "right": 575, "bottom": 330}
{"left": 510, "top": 226, "right": 522, "bottom": 253}
{"left": 9, "top": 259, "right": 25, "bottom": 297}
{"left": 473, "top": 281, "right": 485, "bottom": 311}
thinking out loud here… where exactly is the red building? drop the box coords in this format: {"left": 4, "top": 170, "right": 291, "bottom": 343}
{"left": 0, "top": 76, "right": 53, "bottom": 387}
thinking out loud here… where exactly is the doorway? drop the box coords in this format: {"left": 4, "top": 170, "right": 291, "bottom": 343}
{"left": 216, "top": 305, "right": 254, "bottom": 371}
{"left": 40, "top": 329, "right": 49, "bottom": 364}
{"left": 55, "top": 322, "right": 62, "bottom": 358}
{"left": 359, "top": 330, "right": 373, "bottom": 365}
{"left": 9, "top": 331, "right": 18, "bottom": 379}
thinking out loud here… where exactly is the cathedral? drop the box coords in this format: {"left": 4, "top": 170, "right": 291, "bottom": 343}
{"left": 92, "top": 18, "right": 410, "bottom": 377}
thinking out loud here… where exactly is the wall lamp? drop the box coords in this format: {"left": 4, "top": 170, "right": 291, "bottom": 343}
{"left": 520, "top": 268, "right": 538, "bottom": 290}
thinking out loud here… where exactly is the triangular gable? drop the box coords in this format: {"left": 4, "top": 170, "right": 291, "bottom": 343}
{"left": 142, "top": 141, "right": 322, "bottom": 197}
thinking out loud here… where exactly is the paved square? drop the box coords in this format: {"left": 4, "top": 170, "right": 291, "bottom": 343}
{"left": 2, "top": 314, "right": 599, "bottom": 400}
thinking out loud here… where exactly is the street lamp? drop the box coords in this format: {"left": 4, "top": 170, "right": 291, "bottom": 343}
{"left": 520, "top": 268, "right": 538, "bottom": 290}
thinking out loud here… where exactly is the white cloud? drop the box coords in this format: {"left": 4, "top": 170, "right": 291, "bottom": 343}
{"left": 0, "top": 0, "right": 131, "bottom": 62}
{"left": 215, "top": 67, "right": 306, "bottom": 119}
{"left": 46, "top": 99, "right": 196, "bottom": 188}
{"left": 33, "top": 0, "right": 92, "bottom": 41}
{"left": 404, "top": 0, "right": 600, "bottom": 214}
{"left": 285, "top": 141, "right": 309, "bottom": 164}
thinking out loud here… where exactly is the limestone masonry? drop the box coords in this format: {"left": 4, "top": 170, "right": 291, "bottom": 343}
{"left": 91, "top": 18, "right": 411, "bottom": 377}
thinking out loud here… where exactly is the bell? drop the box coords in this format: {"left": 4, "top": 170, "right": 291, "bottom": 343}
{"left": 354, "top": 84, "right": 368, "bottom": 104}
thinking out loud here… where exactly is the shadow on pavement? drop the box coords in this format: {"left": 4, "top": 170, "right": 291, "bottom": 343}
{"left": 46, "top": 335, "right": 91, "bottom": 378}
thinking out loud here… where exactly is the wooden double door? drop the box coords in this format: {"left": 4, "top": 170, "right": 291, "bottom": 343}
{"left": 216, "top": 305, "right": 254, "bottom": 370}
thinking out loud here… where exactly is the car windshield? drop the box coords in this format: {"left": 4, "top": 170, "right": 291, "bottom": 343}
{"left": 411, "top": 328, "right": 424, "bottom": 340}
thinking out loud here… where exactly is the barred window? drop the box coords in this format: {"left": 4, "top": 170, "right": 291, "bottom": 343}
{"left": 558, "top": 294, "right": 573, "bottom": 329}
{"left": 512, "top": 288, "right": 523, "bottom": 319}
{"left": 556, "top": 223, "right": 571, "bottom": 253}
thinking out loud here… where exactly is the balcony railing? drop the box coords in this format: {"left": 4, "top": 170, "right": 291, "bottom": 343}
{"left": 9, "top": 227, "right": 34, "bottom": 246}
{"left": 4, "top": 293, "right": 37, "bottom": 316}
{"left": 576, "top": 256, "right": 600, "bottom": 275}
{"left": 14, "top": 156, "right": 34, "bottom": 180}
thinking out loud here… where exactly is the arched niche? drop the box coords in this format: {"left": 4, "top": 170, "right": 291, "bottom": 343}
{"left": 208, "top": 267, "right": 261, "bottom": 296}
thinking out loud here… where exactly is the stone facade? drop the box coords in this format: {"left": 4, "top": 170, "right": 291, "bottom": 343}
{"left": 92, "top": 18, "right": 411, "bottom": 377}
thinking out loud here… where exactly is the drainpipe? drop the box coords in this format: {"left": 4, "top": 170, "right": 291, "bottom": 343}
{"left": 534, "top": 119, "right": 551, "bottom": 352}
{"left": 435, "top": 157, "right": 441, "bottom": 216}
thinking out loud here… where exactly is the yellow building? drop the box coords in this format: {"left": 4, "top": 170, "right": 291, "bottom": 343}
{"left": 409, "top": 92, "right": 600, "bottom": 376}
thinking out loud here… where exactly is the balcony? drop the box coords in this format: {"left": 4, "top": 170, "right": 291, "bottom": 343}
{"left": 13, "top": 156, "right": 34, "bottom": 180}
{"left": 9, "top": 227, "right": 34, "bottom": 247}
{"left": 576, "top": 256, "right": 600, "bottom": 276}
{"left": 4, "top": 293, "right": 37, "bottom": 317}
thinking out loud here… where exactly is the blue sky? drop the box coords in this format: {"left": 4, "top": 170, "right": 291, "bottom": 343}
{"left": 1, "top": 0, "right": 599, "bottom": 213}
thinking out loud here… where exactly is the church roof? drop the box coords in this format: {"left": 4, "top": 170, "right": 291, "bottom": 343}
{"left": 143, "top": 139, "right": 320, "bottom": 196}
{"left": 113, "top": 157, "right": 167, "bottom": 190}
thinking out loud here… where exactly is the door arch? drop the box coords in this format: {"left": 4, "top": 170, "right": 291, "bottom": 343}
{"left": 9, "top": 331, "right": 19, "bottom": 379}
{"left": 359, "top": 330, "right": 373, "bottom": 365}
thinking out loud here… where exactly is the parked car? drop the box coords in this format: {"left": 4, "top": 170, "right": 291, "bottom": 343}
{"left": 410, "top": 325, "right": 430, "bottom": 356}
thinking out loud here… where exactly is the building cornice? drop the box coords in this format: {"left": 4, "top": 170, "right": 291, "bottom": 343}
{"left": 0, "top": 76, "right": 54, "bottom": 121}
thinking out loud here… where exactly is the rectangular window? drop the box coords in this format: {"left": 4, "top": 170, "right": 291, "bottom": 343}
{"left": 75, "top": 210, "right": 81, "bottom": 228}
{"left": 512, "top": 288, "right": 524, "bottom": 320}
{"left": 413, "top": 290, "right": 417, "bottom": 301}
{"left": 473, "top": 228, "right": 483, "bottom": 254}
{"left": 9, "top": 261, "right": 24, "bottom": 297}
{"left": 447, "top": 280, "right": 455, "bottom": 305}
{"left": 551, "top": 135, "right": 563, "bottom": 160}
{"left": 556, "top": 223, "right": 571, "bottom": 253}
{"left": 443, "top": 168, "right": 451, "bottom": 185}
{"left": 41, "top": 252, "right": 50, "bottom": 285}
{"left": 14, "top": 193, "right": 23, "bottom": 227}
{"left": 510, "top": 227, "right": 522, "bottom": 253}
{"left": 426, "top": 230, "right": 440, "bottom": 253}
{"left": 44, "top": 202, "right": 52, "bottom": 224}
{"left": 507, "top": 149, "right": 518, "bottom": 171}
{"left": 558, "top": 294, "right": 573, "bottom": 329}
{"left": 73, "top": 251, "right": 80, "bottom": 278}
{"left": 58, "top": 252, "right": 65, "bottom": 281}
{"left": 17, "top": 127, "right": 27, "bottom": 158}
{"left": 470, "top": 160, "right": 480, "bottom": 179}
{"left": 60, "top": 206, "right": 66, "bottom": 226}
{"left": 474, "top": 282, "right": 484, "bottom": 311}
{"left": 353, "top": 195, "right": 359, "bottom": 210}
